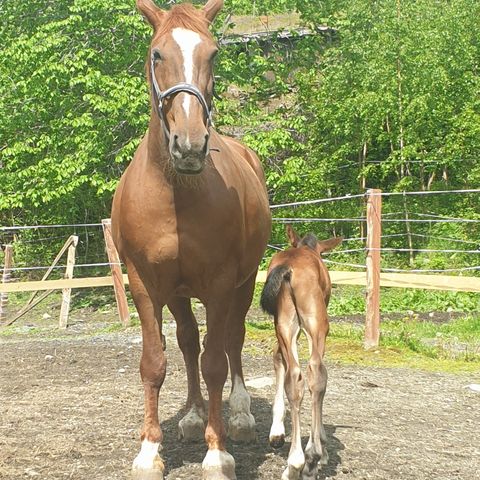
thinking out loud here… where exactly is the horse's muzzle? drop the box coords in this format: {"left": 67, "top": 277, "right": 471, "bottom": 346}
{"left": 170, "top": 133, "right": 209, "bottom": 175}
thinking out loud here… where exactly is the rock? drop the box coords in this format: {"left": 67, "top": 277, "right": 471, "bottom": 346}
{"left": 42, "top": 313, "right": 51, "bottom": 320}
{"left": 245, "top": 377, "right": 274, "bottom": 389}
{"left": 45, "top": 355, "right": 54, "bottom": 361}
{"left": 465, "top": 384, "right": 480, "bottom": 393}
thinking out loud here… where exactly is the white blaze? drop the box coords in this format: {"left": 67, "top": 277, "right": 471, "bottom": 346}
{"left": 172, "top": 27, "right": 202, "bottom": 118}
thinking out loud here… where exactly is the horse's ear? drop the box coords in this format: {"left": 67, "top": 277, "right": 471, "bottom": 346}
{"left": 286, "top": 225, "right": 301, "bottom": 247}
{"left": 316, "top": 236, "right": 343, "bottom": 254}
{"left": 202, "top": 0, "right": 224, "bottom": 23}
{"left": 137, "top": 0, "right": 164, "bottom": 28}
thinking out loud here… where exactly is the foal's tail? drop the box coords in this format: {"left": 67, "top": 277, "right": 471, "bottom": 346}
{"left": 260, "top": 265, "right": 292, "bottom": 316}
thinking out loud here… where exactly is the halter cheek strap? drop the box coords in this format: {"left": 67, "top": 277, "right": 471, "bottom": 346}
{"left": 150, "top": 54, "right": 213, "bottom": 140}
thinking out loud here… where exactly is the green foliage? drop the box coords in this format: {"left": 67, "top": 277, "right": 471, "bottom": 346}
{"left": 328, "top": 285, "right": 480, "bottom": 316}
{"left": 1, "top": 0, "right": 480, "bottom": 275}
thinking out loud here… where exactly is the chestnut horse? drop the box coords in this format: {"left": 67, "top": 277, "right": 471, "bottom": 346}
{"left": 260, "top": 226, "right": 342, "bottom": 480}
{"left": 111, "top": 1, "right": 271, "bottom": 479}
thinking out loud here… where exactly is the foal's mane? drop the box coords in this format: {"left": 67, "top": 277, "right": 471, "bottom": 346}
{"left": 157, "top": 3, "right": 212, "bottom": 38}
{"left": 298, "top": 233, "right": 318, "bottom": 251}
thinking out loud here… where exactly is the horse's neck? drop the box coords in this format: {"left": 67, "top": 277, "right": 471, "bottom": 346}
{"left": 147, "top": 116, "right": 170, "bottom": 158}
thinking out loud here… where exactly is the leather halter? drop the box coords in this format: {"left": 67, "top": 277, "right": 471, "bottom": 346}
{"left": 150, "top": 53, "right": 213, "bottom": 140}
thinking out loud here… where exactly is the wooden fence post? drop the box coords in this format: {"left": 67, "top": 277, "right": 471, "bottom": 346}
{"left": 365, "top": 189, "right": 382, "bottom": 349}
{"left": 102, "top": 219, "right": 130, "bottom": 326}
{"left": 0, "top": 245, "right": 13, "bottom": 322}
{"left": 59, "top": 236, "right": 78, "bottom": 329}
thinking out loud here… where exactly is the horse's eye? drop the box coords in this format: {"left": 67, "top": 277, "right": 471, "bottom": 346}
{"left": 153, "top": 50, "right": 163, "bottom": 62}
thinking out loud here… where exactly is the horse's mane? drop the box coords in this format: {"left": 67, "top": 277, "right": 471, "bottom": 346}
{"left": 157, "top": 3, "right": 212, "bottom": 38}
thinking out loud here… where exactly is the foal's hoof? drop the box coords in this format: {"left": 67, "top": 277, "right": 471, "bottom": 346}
{"left": 202, "top": 449, "right": 236, "bottom": 480}
{"left": 269, "top": 434, "right": 285, "bottom": 449}
{"left": 228, "top": 412, "right": 256, "bottom": 443}
{"left": 281, "top": 465, "right": 302, "bottom": 480}
{"left": 178, "top": 407, "right": 206, "bottom": 442}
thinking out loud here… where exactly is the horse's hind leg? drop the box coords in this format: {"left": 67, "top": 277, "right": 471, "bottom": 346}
{"left": 300, "top": 307, "right": 329, "bottom": 479}
{"left": 269, "top": 343, "right": 287, "bottom": 448}
{"left": 226, "top": 272, "right": 256, "bottom": 443}
{"left": 167, "top": 297, "right": 206, "bottom": 441}
{"left": 276, "top": 300, "right": 305, "bottom": 480}
{"left": 128, "top": 266, "right": 167, "bottom": 480}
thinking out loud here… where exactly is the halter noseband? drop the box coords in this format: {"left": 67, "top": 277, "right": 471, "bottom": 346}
{"left": 150, "top": 54, "right": 213, "bottom": 140}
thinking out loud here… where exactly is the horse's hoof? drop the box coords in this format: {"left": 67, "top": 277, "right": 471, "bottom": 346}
{"left": 269, "top": 434, "right": 285, "bottom": 449}
{"left": 228, "top": 412, "right": 256, "bottom": 443}
{"left": 178, "top": 406, "right": 206, "bottom": 442}
{"left": 132, "top": 456, "right": 164, "bottom": 480}
{"left": 202, "top": 449, "right": 236, "bottom": 480}
{"left": 132, "top": 441, "right": 164, "bottom": 480}
{"left": 320, "top": 448, "right": 329, "bottom": 466}
{"left": 132, "top": 469, "right": 164, "bottom": 480}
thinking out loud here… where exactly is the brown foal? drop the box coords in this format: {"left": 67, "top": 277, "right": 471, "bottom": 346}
{"left": 261, "top": 226, "right": 342, "bottom": 480}
{"left": 111, "top": 1, "right": 271, "bottom": 479}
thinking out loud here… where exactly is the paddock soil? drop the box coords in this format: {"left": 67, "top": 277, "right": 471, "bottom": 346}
{"left": 1, "top": 311, "right": 479, "bottom": 480}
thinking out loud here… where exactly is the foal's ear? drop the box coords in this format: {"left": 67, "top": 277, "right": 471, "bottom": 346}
{"left": 286, "top": 225, "right": 301, "bottom": 247}
{"left": 137, "top": 0, "right": 164, "bottom": 28}
{"left": 202, "top": 0, "right": 224, "bottom": 23}
{"left": 316, "top": 236, "right": 343, "bottom": 254}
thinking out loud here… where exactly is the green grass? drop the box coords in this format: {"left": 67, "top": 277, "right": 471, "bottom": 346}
{"left": 328, "top": 285, "right": 480, "bottom": 316}
{"left": 245, "top": 315, "right": 480, "bottom": 374}
{"left": 253, "top": 283, "right": 480, "bottom": 317}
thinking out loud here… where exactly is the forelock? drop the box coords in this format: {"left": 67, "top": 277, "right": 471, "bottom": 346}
{"left": 157, "top": 4, "right": 212, "bottom": 38}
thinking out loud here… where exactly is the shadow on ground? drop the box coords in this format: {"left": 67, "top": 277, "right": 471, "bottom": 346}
{"left": 159, "top": 395, "right": 345, "bottom": 479}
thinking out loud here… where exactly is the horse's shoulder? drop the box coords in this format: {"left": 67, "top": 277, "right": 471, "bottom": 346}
{"left": 216, "top": 133, "right": 266, "bottom": 183}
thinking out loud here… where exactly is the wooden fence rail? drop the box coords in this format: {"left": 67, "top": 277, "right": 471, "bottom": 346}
{"left": 2, "top": 271, "right": 480, "bottom": 294}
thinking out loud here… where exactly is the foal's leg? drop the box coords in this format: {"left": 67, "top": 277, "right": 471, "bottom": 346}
{"left": 201, "top": 288, "right": 236, "bottom": 480}
{"left": 276, "top": 300, "right": 305, "bottom": 480}
{"left": 299, "top": 303, "right": 329, "bottom": 479}
{"left": 129, "top": 267, "right": 167, "bottom": 480}
{"left": 167, "top": 297, "right": 206, "bottom": 441}
{"left": 269, "top": 342, "right": 287, "bottom": 448}
{"left": 227, "top": 272, "right": 257, "bottom": 443}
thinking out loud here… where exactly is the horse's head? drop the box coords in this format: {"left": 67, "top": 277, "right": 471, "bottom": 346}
{"left": 138, "top": 0, "right": 223, "bottom": 174}
{"left": 286, "top": 225, "right": 343, "bottom": 255}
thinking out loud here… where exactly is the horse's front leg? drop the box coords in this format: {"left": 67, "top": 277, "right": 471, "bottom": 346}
{"left": 167, "top": 297, "right": 206, "bottom": 442}
{"left": 201, "top": 289, "right": 236, "bottom": 480}
{"left": 226, "top": 272, "right": 257, "bottom": 443}
{"left": 129, "top": 267, "right": 168, "bottom": 480}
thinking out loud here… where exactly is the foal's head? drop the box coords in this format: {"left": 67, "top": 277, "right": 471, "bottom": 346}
{"left": 286, "top": 225, "right": 343, "bottom": 255}
{"left": 138, "top": 0, "right": 223, "bottom": 174}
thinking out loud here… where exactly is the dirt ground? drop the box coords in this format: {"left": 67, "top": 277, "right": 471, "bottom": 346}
{"left": 1, "top": 311, "right": 479, "bottom": 480}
